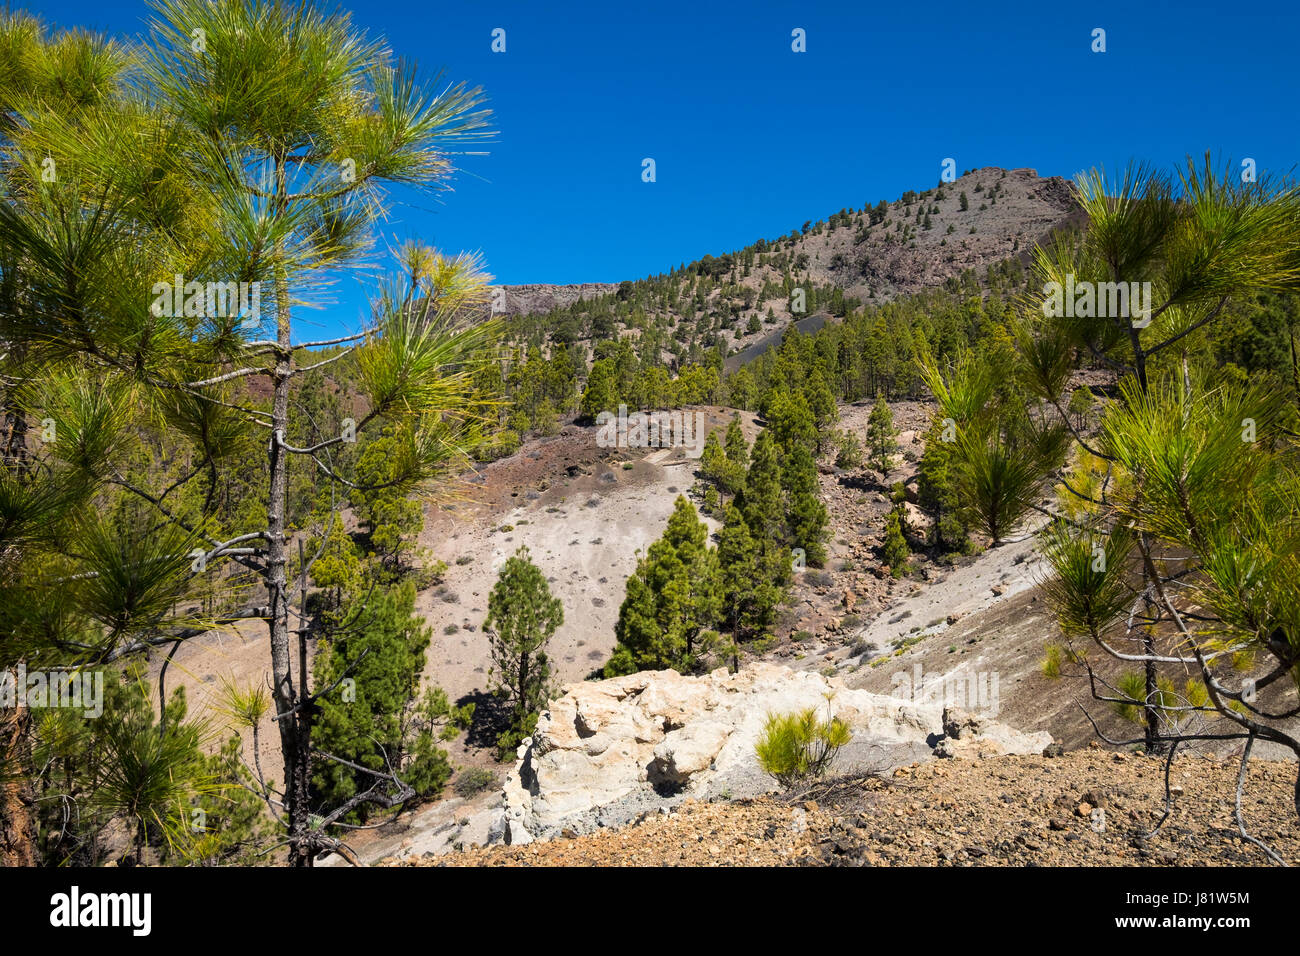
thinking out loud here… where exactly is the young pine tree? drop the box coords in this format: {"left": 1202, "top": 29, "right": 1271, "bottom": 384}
{"left": 312, "top": 583, "right": 459, "bottom": 819}
{"left": 661, "top": 496, "right": 723, "bottom": 653}
{"left": 716, "top": 504, "right": 781, "bottom": 662}
{"left": 724, "top": 415, "right": 749, "bottom": 470}
{"left": 864, "top": 392, "right": 900, "bottom": 473}
{"left": 917, "top": 416, "right": 970, "bottom": 553}
{"left": 579, "top": 358, "right": 619, "bottom": 422}
{"left": 763, "top": 387, "right": 818, "bottom": 458}
{"left": 738, "top": 430, "right": 787, "bottom": 545}
{"left": 484, "top": 546, "right": 563, "bottom": 757}
{"left": 699, "top": 431, "right": 729, "bottom": 493}
{"left": 352, "top": 427, "right": 425, "bottom": 575}
{"left": 882, "top": 506, "right": 910, "bottom": 576}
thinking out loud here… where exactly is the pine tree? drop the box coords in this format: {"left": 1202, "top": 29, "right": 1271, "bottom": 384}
{"left": 834, "top": 430, "right": 863, "bottom": 469}
{"left": 864, "top": 392, "right": 900, "bottom": 473}
{"left": 312, "top": 583, "right": 459, "bottom": 816}
{"left": 0, "top": 0, "right": 496, "bottom": 866}
{"left": 724, "top": 414, "right": 750, "bottom": 474}
{"left": 484, "top": 546, "right": 563, "bottom": 756}
{"left": 700, "top": 418, "right": 748, "bottom": 503}
{"left": 661, "top": 496, "right": 723, "bottom": 656}
{"left": 785, "top": 444, "right": 829, "bottom": 567}
{"left": 352, "top": 427, "right": 424, "bottom": 574}
{"left": 882, "top": 506, "right": 909, "bottom": 575}
{"left": 700, "top": 430, "right": 728, "bottom": 488}
{"left": 763, "top": 387, "right": 817, "bottom": 458}
{"left": 717, "top": 504, "right": 780, "bottom": 657}
{"left": 804, "top": 369, "right": 838, "bottom": 448}
{"left": 31, "top": 663, "right": 221, "bottom": 866}
{"left": 917, "top": 416, "right": 969, "bottom": 552}
{"left": 921, "top": 159, "right": 1300, "bottom": 799}
{"left": 609, "top": 497, "right": 721, "bottom": 674}
{"left": 579, "top": 358, "right": 620, "bottom": 422}
{"left": 738, "top": 430, "right": 786, "bottom": 545}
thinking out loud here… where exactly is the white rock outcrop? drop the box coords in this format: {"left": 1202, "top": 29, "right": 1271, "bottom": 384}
{"left": 502, "top": 662, "right": 1051, "bottom": 839}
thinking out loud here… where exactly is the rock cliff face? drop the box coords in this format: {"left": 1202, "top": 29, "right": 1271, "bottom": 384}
{"left": 490, "top": 283, "right": 617, "bottom": 317}
{"left": 500, "top": 662, "right": 1052, "bottom": 843}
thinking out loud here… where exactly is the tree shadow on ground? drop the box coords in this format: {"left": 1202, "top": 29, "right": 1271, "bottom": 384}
{"left": 837, "top": 472, "right": 884, "bottom": 492}
{"left": 456, "top": 690, "right": 512, "bottom": 751}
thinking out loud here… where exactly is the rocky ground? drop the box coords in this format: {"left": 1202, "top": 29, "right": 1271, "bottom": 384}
{"left": 379, "top": 750, "right": 1300, "bottom": 867}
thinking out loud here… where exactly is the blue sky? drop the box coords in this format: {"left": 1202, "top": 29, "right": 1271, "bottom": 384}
{"left": 27, "top": 0, "right": 1300, "bottom": 335}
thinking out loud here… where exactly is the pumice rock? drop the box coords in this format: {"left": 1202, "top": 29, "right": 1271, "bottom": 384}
{"left": 503, "top": 662, "right": 1051, "bottom": 839}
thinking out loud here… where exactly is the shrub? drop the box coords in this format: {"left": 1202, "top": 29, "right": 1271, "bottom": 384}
{"left": 1041, "top": 643, "right": 1064, "bottom": 679}
{"left": 834, "top": 430, "right": 863, "bottom": 469}
{"left": 754, "top": 706, "right": 853, "bottom": 787}
{"left": 453, "top": 766, "right": 498, "bottom": 798}
{"left": 1113, "top": 671, "right": 1179, "bottom": 725}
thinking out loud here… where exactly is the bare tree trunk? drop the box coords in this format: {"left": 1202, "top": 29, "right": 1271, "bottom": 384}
{"left": 0, "top": 704, "right": 37, "bottom": 867}
{"left": 267, "top": 341, "right": 310, "bottom": 864}
{"left": 1127, "top": 336, "right": 1163, "bottom": 753}
{"left": 1143, "top": 634, "right": 1161, "bottom": 754}
{"left": 265, "top": 153, "right": 312, "bottom": 866}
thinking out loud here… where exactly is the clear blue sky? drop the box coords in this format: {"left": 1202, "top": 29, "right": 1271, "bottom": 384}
{"left": 26, "top": 0, "right": 1300, "bottom": 336}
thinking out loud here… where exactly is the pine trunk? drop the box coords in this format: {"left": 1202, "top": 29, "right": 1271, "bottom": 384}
{"left": 266, "top": 158, "right": 313, "bottom": 865}
{"left": 0, "top": 704, "right": 37, "bottom": 867}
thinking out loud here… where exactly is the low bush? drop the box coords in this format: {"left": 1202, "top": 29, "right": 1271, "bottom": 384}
{"left": 754, "top": 706, "right": 852, "bottom": 787}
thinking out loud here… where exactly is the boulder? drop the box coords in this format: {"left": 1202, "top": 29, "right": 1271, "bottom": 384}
{"left": 486, "top": 809, "right": 507, "bottom": 846}
{"left": 505, "top": 663, "right": 1055, "bottom": 834}
{"left": 902, "top": 501, "right": 932, "bottom": 532}
{"left": 940, "top": 706, "right": 1052, "bottom": 759}
{"left": 652, "top": 721, "right": 730, "bottom": 784}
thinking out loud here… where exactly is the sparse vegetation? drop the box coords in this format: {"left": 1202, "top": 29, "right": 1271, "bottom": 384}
{"left": 754, "top": 705, "right": 853, "bottom": 786}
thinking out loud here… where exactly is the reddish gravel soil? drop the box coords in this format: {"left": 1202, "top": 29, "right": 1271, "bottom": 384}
{"left": 380, "top": 751, "right": 1299, "bottom": 867}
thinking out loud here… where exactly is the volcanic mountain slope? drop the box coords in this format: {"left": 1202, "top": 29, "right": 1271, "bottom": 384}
{"left": 498, "top": 166, "right": 1079, "bottom": 367}
{"left": 777, "top": 165, "right": 1077, "bottom": 304}
{"left": 489, "top": 282, "right": 617, "bottom": 317}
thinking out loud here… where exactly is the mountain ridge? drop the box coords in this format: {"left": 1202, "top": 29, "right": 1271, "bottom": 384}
{"left": 493, "top": 166, "right": 1079, "bottom": 322}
